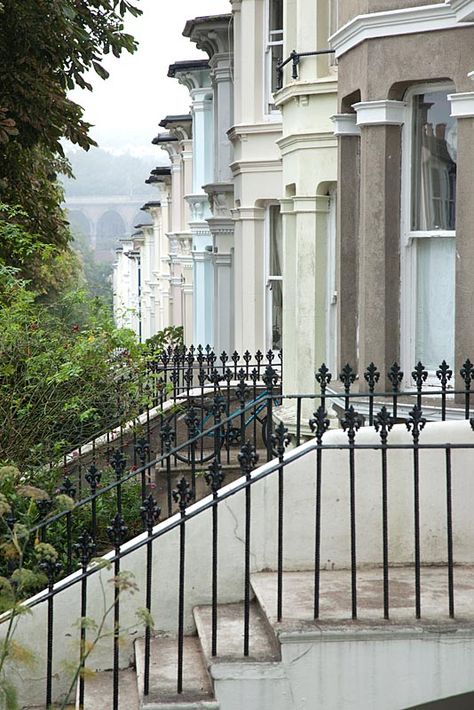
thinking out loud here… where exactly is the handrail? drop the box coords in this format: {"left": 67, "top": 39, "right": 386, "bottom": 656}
{"left": 276, "top": 48, "right": 336, "bottom": 90}
{"left": 24, "top": 422, "right": 474, "bottom": 611}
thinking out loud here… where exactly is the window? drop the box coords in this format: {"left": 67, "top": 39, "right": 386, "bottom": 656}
{"left": 401, "top": 86, "right": 457, "bottom": 372}
{"left": 266, "top": 205, "right": 283, "bottom": 349}
{"left": 265, "top": 0, "right": 283, "bottom": 111}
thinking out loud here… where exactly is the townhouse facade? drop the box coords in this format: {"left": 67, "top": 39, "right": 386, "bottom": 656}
{"left": 113, "top": 1, "right": 338, "bottom": 397}
{"left": 332, "top": 0, "right": 474, "bottom": 385}
{"left": 113, "top": 0, "right": 474, "bottom": 391}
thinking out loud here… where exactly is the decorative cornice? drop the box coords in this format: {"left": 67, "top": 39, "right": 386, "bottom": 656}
{"left": 227, "top": 122, "right": 282, "bottom": 142}
{"left": 229, "top": 158, "right": 282, "bottom": 176}
{"left": 230, "top": 206, "right": 265, "bottom": 221}
{"left": 183, "top": 14, "right": 233, "bottom": 58}
{"left": 168, "top": 61, "right": 211, "bottom": 93}
{"left": 354, "top": 99, "right": 406, "bottom": 126}
{"left": 277, "top": 131, "right": 337, "bottom": 155}
{"left": 448, "top": 90, "right": 474, "bottom": 117}
{"left": 274, "top": 77, "right": 338, "bottom": 109}
{"left": 330, "top": 1, "right": 474, "bottom": 58}
{"left": 331, "top": 113, "right": 361, "bottom": 136}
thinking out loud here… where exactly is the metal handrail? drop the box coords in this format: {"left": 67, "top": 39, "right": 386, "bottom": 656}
{"left": 276, "top": 48, "right": 336, "bottom": 90}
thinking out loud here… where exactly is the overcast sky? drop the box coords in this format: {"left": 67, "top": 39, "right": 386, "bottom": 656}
{"left": 68, "top": 0, "right": 230, "bottom": 158}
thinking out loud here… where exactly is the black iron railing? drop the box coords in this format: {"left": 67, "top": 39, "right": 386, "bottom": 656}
{"left": 276, "top": 48, "right": 335, "bottom": 90}
{"left": 17, "top": 357, "right": 474, "bottom": 577}
{"left": 4, "top": 357, "right": 474, "bottom": 708}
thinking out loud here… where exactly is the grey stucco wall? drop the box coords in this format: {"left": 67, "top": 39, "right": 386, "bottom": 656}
{"left": 339, "top": 0, "right": 442, "bottom": 28}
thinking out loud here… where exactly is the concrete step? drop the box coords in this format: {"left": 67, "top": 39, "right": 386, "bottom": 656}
{"left": 194, "top": 601, "right": 280, "bottom": 665}
{"left": 78, "top": 667, "right": 139, "bottom": 710}
{"left": 135, "top": 635, "right": 219, "bottom": 709}
{"left": 251, "top": 567, "right": 474, "bottom": 635}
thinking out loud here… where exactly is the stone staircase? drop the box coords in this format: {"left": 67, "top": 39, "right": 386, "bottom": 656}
{"left": 79, "top": 566, "right": 474, "bottom": 709}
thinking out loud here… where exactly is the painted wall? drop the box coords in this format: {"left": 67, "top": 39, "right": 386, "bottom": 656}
{"left": 276, "top": 0, "right": 338, "bottom": 412}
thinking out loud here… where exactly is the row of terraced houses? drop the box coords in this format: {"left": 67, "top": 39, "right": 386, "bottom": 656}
{"left": 8, "top": 2, "right": 474, "bottom": 709}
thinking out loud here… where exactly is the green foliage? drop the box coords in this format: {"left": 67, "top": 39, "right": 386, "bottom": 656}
{"left": 0, "top": 0, "right": 142, "bottom": 294}
{"left": 0, "top": 267, "right": 146, "bottom": 469}
{"left": 145, "top": 326, "right": 184, "bottom": 353}
{"left": 72, "top": 229, "right": 114, "bottom": 308}
{"left": 0, "top": 0, "right": 141, "bottom": 155}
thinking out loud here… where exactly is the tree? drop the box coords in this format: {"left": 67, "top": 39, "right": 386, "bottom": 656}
{"left": 0, "top": 0, "right": 142, "bottom": 293}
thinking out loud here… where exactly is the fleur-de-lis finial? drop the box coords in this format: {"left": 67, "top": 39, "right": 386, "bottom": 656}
{"left": 436, "top": 360, "right": 452, "bottom": 388}
{"left": 271, "top": 421, "right": 290, "bottom": 457}
{"left": 263, "top": 365, "right": 279, "bottom": 391}
{"left": 309, "top": 406, "right": 330, "bottom": 443}
{"left": 266, "top": 350, "right": 275, "bottom": 364}
{"left": 406, "top": 405, "right": 426, "bottom": 443}
{"left": 198, "top": 368, "right": 207, "bottom": 388}
{"left": 184, "top": 368, "right": 194, "bottom": 387}
{"left": 74, "top": 530, "right": 96, "bottom": 569}
{"left": 255, "top": 350, "right": 264, "bottom": 365}
{"left": 173, "top": 477, "right": 193, "bottom": 514}
{"left": 184, "top": 407, "right": 200, "bottom": 438}
{"left": 364, "top": 362, "right": 380, "bottom": 391}
{"left": 209, "top": 394, "right": 226, "bottom": 420}
{"left": 134, "top": 438, "right": 150, "bottom": 466}
{"left": 140, "top": 495, "right": 161, "bottom": 532}
{"left": 339, "top": 363, "right": 356, "bottom": 393}
{"left": 341, "top": 406, "right": 362, "bottom": 443}
{"left": 387, "top": 362, "right": 403, "bottom": 391}
{"left": 107, "top": 513, "right": 128, "bottom": 548}
{"left": 461, "top": 359, "right": 474, "bottom": 388}
{"left": 374, "top": 406, "right": 393, "bottom": 444}
{"left": 39, "top": 559, "right": 62, "bottom": 588}
{"left": 238, "top": 442, "right": 259, "bottom": 477}
{"left": 205, "top": 460, "right": 225, "bottom": 495}
{"left": 235, "top": 370, "right": 250, "bottom": 405}
{"left": 315, "top": 363, "right": 332, "bottom": 390}
{"left": 37, "top": 498, "right": 53, "bottom": 520}
{"left": 110, "top": 449, "right": 126, "bottom": 477}
{"left": 412, "top": 361, "right": 428, "bottom": 390}
{"left": 208, "top": 368, "right": 222, "bottom": 387}
{"left": 160, "top": 421, "right": 175, "bottom": 451}
{"left": 59, "top": 476, "right": 76, "bottom": 500}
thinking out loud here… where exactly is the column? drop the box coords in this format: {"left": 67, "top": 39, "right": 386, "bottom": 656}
{"left": 332, "top": 113, "right": 360, "bottom": 370}
{"left": 354, "top": 99, "right": 405, "bottom": 379}
{"left": 233, "top": 206, "right": 266, "bottom": 353}
{"left": 284, "top": 196, "right": 329, "bottom": 412}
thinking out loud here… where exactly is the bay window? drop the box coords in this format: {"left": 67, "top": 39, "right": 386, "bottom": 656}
{"left": 265, "top": 0, "right": 283, "bottom": 111}
{"left": 266, "top": 205, "right": 283, "bottom": 350}
{"left": 401, "top": 85, "right": 457, "bottom": 371}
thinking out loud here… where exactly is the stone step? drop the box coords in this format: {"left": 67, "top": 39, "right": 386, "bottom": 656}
{"left": 78, "top": 667, "right": 139, "bottom": 710}
{"left": 251, "top": 567, "right": 474, "bottom": 636}
{"left": 193, "top": 601, "right": 280, "bottom": 665}
{"left": 135, "top": 636, "right": 219, "bottom": 709}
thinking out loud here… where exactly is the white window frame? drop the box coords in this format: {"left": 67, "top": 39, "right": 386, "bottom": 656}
{"left": 264, "top": 204, "right": 283, "bottom": 351}
{"left": 264, "top": 0, "right": 283, "bottom": 116}
{"left": 400, "top": 81, "right": 456, "bottom": 379}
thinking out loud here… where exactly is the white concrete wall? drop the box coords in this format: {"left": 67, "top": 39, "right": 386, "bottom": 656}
{"left": 4, "top": 419, "right": 474, "bottom": 706}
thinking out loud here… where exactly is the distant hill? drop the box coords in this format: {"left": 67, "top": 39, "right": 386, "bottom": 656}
{"left": 62, "top": 148, "right": 168, "bottom": 198}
